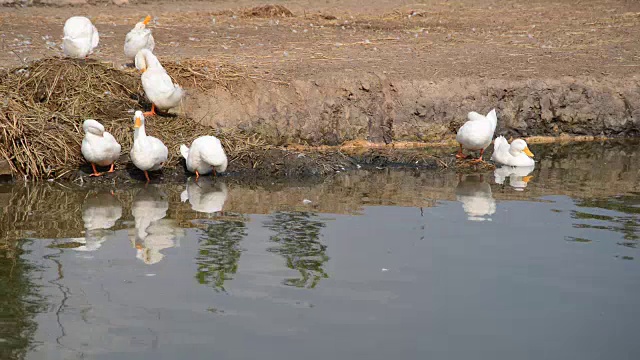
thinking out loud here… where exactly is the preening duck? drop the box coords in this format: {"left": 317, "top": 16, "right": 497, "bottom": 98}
{"left": 180, "top": 135, "right": 228, "bottom": 181}
{"left": 135, "top": 49, "right": 184, "bottom": 116}
{"left": 456, "top": 109, "right": 498, "bottom": 162}
{"left": 63, "top": 16, "right": 99, "bottom": 58}
{"left": 81, "top": 119, "right": 121, "bottom": 176}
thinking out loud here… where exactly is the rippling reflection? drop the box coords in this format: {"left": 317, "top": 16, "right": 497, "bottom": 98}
{"left": 129, "top": 187, "right": 184, "bottom": 265}
{"left": 181, "top": 178, "right": 228, "bottom": 214}
{"left": 455, "top": 174, "right": 496, "bottom": 221}
{"left": 0, "top": 243, "right": 45, "bottom": 360}
{"left": 265, "top": 212, "right": 329, "bottom": 288}
{"left": 494, "top": 165, "right": 535, "bottom": 191}
{"left": 571, "top": 194, "right": 640, "bottom": 251}
{"left": 71, "top": 192, "right": 122, "bottom": 252}
{"left": 195, "top": 219, "right": 247, "bottom": 291}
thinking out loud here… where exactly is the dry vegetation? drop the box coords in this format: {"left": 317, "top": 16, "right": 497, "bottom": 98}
{"left": 0, "top": 57, "right": 266, "bottom": 179}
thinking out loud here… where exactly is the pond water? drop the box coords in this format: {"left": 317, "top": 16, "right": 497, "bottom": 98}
{"left": 1, "top": 140, "right": 639, "bottom": 360}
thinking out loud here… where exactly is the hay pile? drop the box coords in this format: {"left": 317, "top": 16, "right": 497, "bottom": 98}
{"left": 242, "top": 4, "right": 294, "bottom": 18}
{"left": 0, "top": 57, "right": 265, "bottom": 179}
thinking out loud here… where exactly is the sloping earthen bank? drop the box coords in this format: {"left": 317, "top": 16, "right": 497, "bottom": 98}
{"left": 185, "top": 73, "right": 640, "bottom": 145}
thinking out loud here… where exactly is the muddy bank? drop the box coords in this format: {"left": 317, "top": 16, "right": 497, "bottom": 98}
{"left": 185, "top": 74, "right": 640, "bottom": 145}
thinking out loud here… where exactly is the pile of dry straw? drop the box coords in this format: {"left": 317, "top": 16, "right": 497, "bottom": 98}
{"left": 0, "top": 57, "right": 264, "bottom": 179}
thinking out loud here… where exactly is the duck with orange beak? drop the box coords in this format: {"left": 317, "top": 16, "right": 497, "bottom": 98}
{"left": 130, "top": 111, "right": 168, "bottom": 183}
{"left": 124, "top": 15, "right": 155, "bottom": 61}
{"left": 490, "top": 136, "right": 535, "bottom": 167}
{"left": 135, "top": 49, "right": 184, "bottom": 117}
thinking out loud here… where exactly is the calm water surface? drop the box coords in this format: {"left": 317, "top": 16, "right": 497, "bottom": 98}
{"left": 1, "top": 141, "right": 639, "bottom": 360}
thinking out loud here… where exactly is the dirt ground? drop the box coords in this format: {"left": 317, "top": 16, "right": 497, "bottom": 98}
{"left": 2, "top": 0, "right": 640, "bottom": 81}
{"left": 2, "top": 0, "right": 640, "bottom": 152}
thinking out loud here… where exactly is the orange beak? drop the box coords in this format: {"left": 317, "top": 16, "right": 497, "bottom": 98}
{"left": 143, "top": 15, "right": 151, "bottom": 25}
{"left": 523, "top": 146, "right": 534, "bottom": 158}
{"left": 134, "top": 116, "right": 142, "bottom": 128}
{"left": 135, "top": 244, "right": 144, "bottom": 249}
{"left": 522, "top": 175, "right": 533, "bottom": 183}
{"left": 139, "top": 67, "right": 146, "bottom": 74}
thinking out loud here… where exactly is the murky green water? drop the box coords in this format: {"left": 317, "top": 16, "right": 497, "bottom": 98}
{"left": 1, "top": 141, "right": 639, "bottom": 360}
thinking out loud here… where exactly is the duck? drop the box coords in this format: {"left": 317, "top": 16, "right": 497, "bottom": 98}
{"left": 490, "top": 136, "right": 535, "bottom": 167}
{"left": 455, "top": 174, "right": 496, "bottom": 222}
{"left": 81, "top": 119, "right": 121, "bottom": 176}
{"left": 62, "top": 16, "right": 99, "bottom": 58}
{"left": 180, "top": 136, "right": 228, "bottom": 181}
{"left": 72, "top": 192, "right": 123, "bottom": 252}
{"left": 181, "top": 178, "right": 228, "bottom": 214}
{"left": 494, "top": 165, "right": 535, "bottom": 191}
{"left": 455, "top": 109, "right": 498, "bottom": 162}
{"left": 130, "top": 111, "right": 168, "bottom": 183}
{"left": 135, "top": 49, "right": 184, "bottom": 116}
{"left": 124, "top": 15, "right": 155, "bottom": 61}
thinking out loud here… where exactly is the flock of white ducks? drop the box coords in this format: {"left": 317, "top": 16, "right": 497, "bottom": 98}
{"left": 69, "top": 14, "right": 535, "bottom": 184}
{"left": 67, "top": 15, "right": 226, "bottom": 182}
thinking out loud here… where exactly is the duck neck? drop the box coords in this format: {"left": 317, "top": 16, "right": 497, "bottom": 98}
{"left": 134, "top": 124, "right": 146, "bottom": 140}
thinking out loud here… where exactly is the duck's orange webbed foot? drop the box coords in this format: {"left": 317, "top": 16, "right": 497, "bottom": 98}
{"left": 90, "top": 163, "right": 103, "bottom": 177}
{"left": 143, "top": 104, "right": 157, "bottom": 117}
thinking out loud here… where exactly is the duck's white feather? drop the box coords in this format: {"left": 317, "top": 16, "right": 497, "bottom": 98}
{"left": 490, "top": 136, "right": 535, "bottom": 167}
{"left": 181, "top": 135, "right": 228, "bottom": 175}
{"left": 81, "top": 119, "right": 121, "bottom": 167}
{"left": 136, "top": 49, "right": 183, "bottom": 111}
{"left": 63, "top": 16, "right": 99, "bottom": 58}
{"left": 130, "top": 111, "right": 168, "bottom": 171}
{"left": 456, "top": 109, "right": 498, "bottom": 151}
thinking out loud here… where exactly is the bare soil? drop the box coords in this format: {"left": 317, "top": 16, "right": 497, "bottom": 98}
{"left": 3, "top": 0, "right": 640, "bottom": 81}
{"left": 1, "top": 0, "right": 640, "bottom": 180}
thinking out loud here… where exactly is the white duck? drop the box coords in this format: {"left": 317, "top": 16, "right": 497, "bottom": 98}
{"left": 135, "top": 49, "right": 184, "bottom": 116}
{"left": 81, "top": 119, "right": 121, "bottom": 176}
{"left": 180, "top": 136, "right": 228, "bottom": 180}
{"left": 73, "top": 192, "right": 123, "bottom": 252}
{"left": 130, "top": 111, "right": 168, "bottom": 183}
{"left": 62, "top": 16, "right": 99, "bottom": 58}
{"left": 181, "top": 178, "right": 228, "bottom": 214}
{"left": 456, "top": 109, "right": 498, "bottom": 162}
{"left": 455, "top": 174, "right": 496, "bottom": 222}
{"left": 124, "top": 15, "right": 155, "bottom": 61}
{"left": 490, "top": 136, "right": 535, "bottom": 167}
{"left": 494, "top": 165, "right": 535, "bottom": 191}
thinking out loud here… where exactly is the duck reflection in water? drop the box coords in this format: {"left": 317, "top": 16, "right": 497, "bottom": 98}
{"left": 455, "top": 174, "right": 496, "bottom": 222}
{"left": 130, "top": 186, "right": 184, "bottom": 265}
{"left": 181, "top": 178, "right": 228, "bottom": 214}
{"left": 494, "top": 166, "right": 535, "bottom": 191}
{"left": 72, "top": 191, "right": 122, "bottom": 252}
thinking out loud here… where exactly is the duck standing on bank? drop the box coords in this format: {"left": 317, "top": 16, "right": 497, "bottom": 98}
{"left": 81, "top": 119, "right": 121, "bottom": 176}
{"left": 180, "top": 135, "right": 228, "bottom": 181}
{"left": 455, "top": 109, "right": 498, "bottom": 162}
{"left": 491, "top": 136, "right": 535, "bottom": 167}
{"left": 130, "top": 111, "right": 168, "bottom": 183}
{"left": 62, "top": 16, "right": 99, "bottom": 58}
{"left": 135, "top": 49, "right": 184, "bottom": 116}
{"left": 124, "top": 15, "right": 155, "bottom": 61}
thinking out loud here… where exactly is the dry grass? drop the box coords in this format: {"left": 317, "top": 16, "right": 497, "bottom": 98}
{"left": 0, "top": 57, "right": 265, "bottom": 179}
{"left": 242, "top": 4, "right": 294, "bottom": 18}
